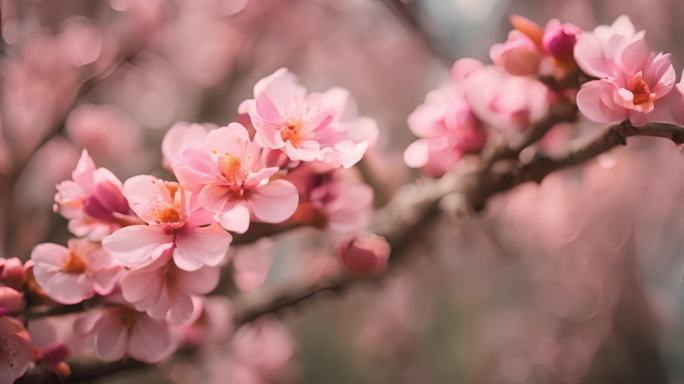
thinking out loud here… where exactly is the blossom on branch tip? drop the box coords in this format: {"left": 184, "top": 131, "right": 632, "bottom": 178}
{"left": 240, "top": 68, "right": 376, "bottom": 168}
{"left": 574, "top": 17, "right": 677, "bottom": 126}
{"left": 31, "top": 239, "right": 122, "bottom": 304}
{"left": 103, "top": 175, "right": 232, "bottom": 271}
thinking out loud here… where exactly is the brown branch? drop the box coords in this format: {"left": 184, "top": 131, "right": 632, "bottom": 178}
{"left": 230, "top": 119, "right": 684, "bottom": 326}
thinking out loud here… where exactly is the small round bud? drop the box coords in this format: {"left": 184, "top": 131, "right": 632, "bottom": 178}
{"left": 0, "top": 286, "right": 24, "bottom": 314}
{"left": 0, "top": 257, "right": 25, "bottom": 289}
{"left": 338, "top": 234, "right": 390, "bottom": 275}
{"left": 542, "top": 21, "right": 580, "bottom": 60}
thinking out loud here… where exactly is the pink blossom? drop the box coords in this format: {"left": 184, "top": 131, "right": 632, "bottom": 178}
{"left": 240, "top": 68, "right": 374, "bottom": 167}
{"left": 120, "top": 250, "right": 219, "bottom": 324}
{"left": 54, "top": 150, "right": 133, "bottom": 240}
{"left": 232, "top": 239, "right": 274, "bottom": 292}
{"left": 161, "top": 122, "right": 215, "bottom": 168}
{"left": 0, "top": 316, "right": 33, "bottom": 383}
{"left": 574, "top": 15, "right": 638, "bottom": 79}
{"left": 454, "top": 59, "right": 551, "bottom": 133}
{"left": 103, "top": 175, "right": 232, "bottom": 271}
{"left": 490, "top": 30, "right": 542, "bottom": 76}
{"left": 76, "top": 305, "right": 173, "bottom": 363}
{"left": 31, "top": 239, "right": 122, "bottom": 304}
{"left": 310, "top": 179, "right": 374, "bottom": 233}
{"left": 171, "top": 123, "right": 299, "bottom": 234}
{"left": 404, "top": 81, "right": 486, "bottom": 176}
{"left": 575, "top": 19, "right": 677, "bottom": 126}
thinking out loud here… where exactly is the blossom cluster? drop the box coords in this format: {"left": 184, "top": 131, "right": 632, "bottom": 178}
{"left": 2, "top": 68, "right": 385, "bottom": 382}
{"left": 404, "top": 15, "right": 684, "bottom": 175}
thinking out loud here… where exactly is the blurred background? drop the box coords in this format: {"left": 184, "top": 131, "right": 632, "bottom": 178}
{"left": 3, "top": 0, "right": 684, "bottom": 383}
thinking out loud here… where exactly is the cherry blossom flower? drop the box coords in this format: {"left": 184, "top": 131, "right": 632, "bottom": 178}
{"left": 575, "top": 17, "right": 677, "bottom": 126}
{"left": 103, "top": 175, "right": 231, "bottom": 271}
{"left": 76, "top": 304, "right": 173, "bottom": 363}
{"left": 171, "top": 123, "right": 299, "bottom": 234}
{"left": 54, "top": 150, "right": 133, "bottom": 240}
{"left": 31, "top": 239, "right": 122, "bottom": 304}
{"left": 455, "top": 59, "right": 552, "bottom": 133}
{"left": 240, "top": 68, "right": 374, "bottom": 167}
{"left": 404, "top": 81, "right": 486, "bottom": 176}
{"left": 0, "top": 316, "right": 33, "bottom": 383}
{"left": 120, "top": 250, "right": 220, "bottom": 324}
{"left": 310, "top": 179, "right": 374, "bottom": 233}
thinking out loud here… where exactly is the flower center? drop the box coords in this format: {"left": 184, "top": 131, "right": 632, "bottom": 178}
{"left": 154, "top": 206, "right": 183, "bottom": 224}
{"left": 629, "top": 72, "right": 655, "bottom": 107}
{"left": 218, "top": 154, "right": 246, "bottom": 188}
{"left": 61, "top": 251, "right": 87, "bottom": 274}
{"left": 280, "top": 122, "right": 302, "bottom": 145}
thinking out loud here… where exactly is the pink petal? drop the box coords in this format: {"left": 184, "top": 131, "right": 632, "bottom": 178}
{"left": 576, "top": 81, "right": 627, "bottom": 123}
{"left": 249, "top": 180, "right": 298, "bottom": 223}
{"left": 174, "top": 224, "right": 232, "bottom": 271}
{"left": 128, "top": 314, "right": 172, "bottom": 363}
{"left": 175, "top": 266, "right": 220, "bottom": 295}
{"left": 102, "top": 225, "right": 173, "bottom": 268}
{"left": 217, "top": 203, "right": 251, "bottom": 234}
{"left": 93, "top": 312, "right": 128, "bottom": 361}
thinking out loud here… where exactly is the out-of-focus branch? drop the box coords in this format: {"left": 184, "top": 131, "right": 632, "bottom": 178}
{"left": 231, "top": 116, "right": 684, "bottom": 325}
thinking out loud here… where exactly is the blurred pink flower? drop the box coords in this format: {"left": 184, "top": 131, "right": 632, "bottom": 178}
{"left": 77, "top": 305, "right": 173, "bottom": 363}
{"left": 55, "top": 150, "right": 132, "bottom": 240}
{"left": 575, "top": 16, "right": 677, "bottom": 126}
{"left": 58, "top": 16, "right": 103, "bottom": 67}
{"left": 31, "top": 239, "right": 122, "bottom": 304}
{"left": 120, "top": 250, "right": 219, "bottom": 324}
{"left": 310, "top": 179, "right": 373, "bottom": 233}
{"left": 0, "top": 258, "right": 25, "bottom": 290}
{"left": 232, "top": 238, "right": 274, "bottom": 292}
{"left": 490, "top": 30, "right": 542, "bottom": 76}
{"left": 0, "top": 316, "right": 33, "bottom": 383}
{"left": 240, "top": 68, "right": 374, "bottom": 167}
{"left": 171, "top": 123, "right": 299, "bottom": 234}
{"left": 230, "top": 318, "right": 295, "bottom": 378}
{"left": 65, "top": 104, "right": 142, "bottom": 163}
{"left": 404, "top": 81, "right": 486, "bottom": 176}
{"left": 455, "top": 59, "right": 552, "bottom": 132}
{"left": 103, "top": 175, "right": 231, "bottom": 271}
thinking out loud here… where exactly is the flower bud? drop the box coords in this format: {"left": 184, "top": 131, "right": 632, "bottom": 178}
{"left": 0, "top": 286, "right": 24, "bottom": 314}
{"left": 543, "top": 20, "right": 580, "bottom": 60}
{"left": 490, "top": 31, "right": 542, "bottom": 76}
{"left": 0, "top": 257, "right": 25, "bottom": 289}
{"left": 338, "top": 234, "right": 390, "bottom": 275}
{"left": 40, "top": 343, "right": 70, "bottom": 368}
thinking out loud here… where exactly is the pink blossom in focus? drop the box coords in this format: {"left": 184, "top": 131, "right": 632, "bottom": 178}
{"left": 240, "top": 68, "right": 374, "bottom": 168}
{"left": 54, "top": 150, "right": 132, "bottom": 240}
{"left": 404, "top": 81, "right": 486, "bottom": 176}
{"left": 0, "top": 316, "right": 33, "bottom": 383}
{"left": 162, "top": 122, "right": 214, "bottom": 168}
{"left": 31, "top": 239, "right": 122, "bottom": 304}
{"left": 120, "top": 250, "right": 220, "bottom": 324}
{"left": 171, "top": 123, "right": 299, "bottom": 234}
{"left": 77, "top": 305, "right": 173, "bottom": 363}
{"left": 575, "top": 17, "right": 677, "bottom": 126}
{"left": 103, "top": 175, "right": 231, "bottom": 271}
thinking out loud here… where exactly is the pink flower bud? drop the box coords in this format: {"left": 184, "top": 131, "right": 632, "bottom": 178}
{"left": 490, "top": 30, "right": 542, "bottom": 76}
{"left": 542, "top": 20, "right": 580, "bottom": 60}
{"left": 0, "top": 257, "right": 25, "bottom": 289}
{"left": 0, "top": 286, "right": 24, "bottom": 314}
{"left": 338, "top": 234, "right": 390, "bottom": 275}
